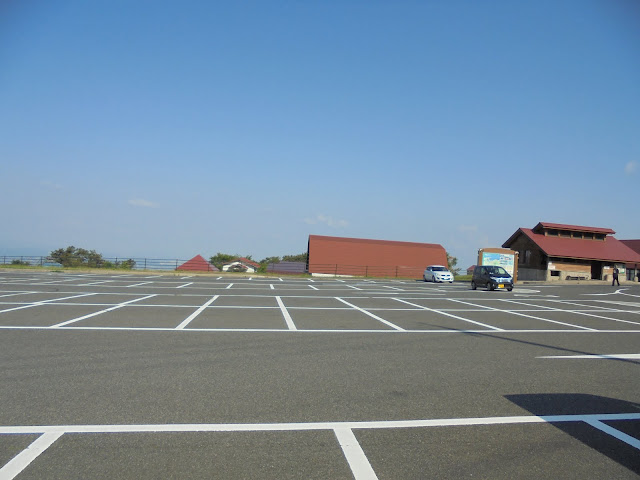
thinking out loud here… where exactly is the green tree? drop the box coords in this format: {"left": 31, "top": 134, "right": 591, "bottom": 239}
{"left": 49, "top": 246, "right": 105, "bottom": 268}
{"left": 446, "top": 252, "right": 460, "bottom": 275}
{"left": 282, "top": 252, "right": 308, "bottom": 262}
{"left": 257, "top": 256, "right": 281, "bottom": 273}
{"left": 209, "top": 252, "right": 238, "bottom": 270}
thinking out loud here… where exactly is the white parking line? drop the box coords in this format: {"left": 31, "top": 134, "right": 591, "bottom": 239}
{"left": 176, "top": 295, "right": 219, "bottom": 330}
{"left": 504, "top": 299, "right": 640, "bottom": 327}
{"left": 2, "top": 413, "right": 639, "bottom": 434}
{"left": 538, "top": 353, "right": 640, "bottom": 359}
{"left": 336, "top": 298, "right": 405, "bottom": 331}
{"left": 0, "top": 291, "right": 37, "bottom": 299}
{"left": 1, "top": 413, "right": 639, "bottom": 480}
{"left": 393, "top": 298, "right": 504, "bottom": 331}
{"left": 584, "top": 419, "right": 640, "bottom": 449}
{"left": 50, "top": 294, "right": 158, "bottom": 327}
{"left": 0, "top": 293, "right": 97, "bottom": 314}
{"left": 334, "top": 428, "right": 378, "bottom": 479}
{"left": 0, "top": 431, "right": 63, "bottom": 480}
{"left": 276, "top": 296, "right": 297, "bottom": 331}
{"left": 127, "top": 282, "right": 153, "bottom": 288}
{"left": 176, "top": 282, "right": 193, "bottom": 289}
{"left": 448, "top": 299, "right": 597, "bottom": 331}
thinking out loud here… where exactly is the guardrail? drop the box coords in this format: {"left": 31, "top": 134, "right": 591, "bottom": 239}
{"left": 1, "top": 256, "right": 429, "bottom": 278}
{"left": 0, "top": 256, "right": 198, "bottom": 271}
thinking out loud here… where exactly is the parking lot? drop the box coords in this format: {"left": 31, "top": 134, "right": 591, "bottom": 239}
{"left": 0, "top": 270, "right": 639, "bottom": 479}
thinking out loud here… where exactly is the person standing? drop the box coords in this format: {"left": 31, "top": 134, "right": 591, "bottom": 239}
{"left": 612, "top": 266, "right": 620, "bottom": 286}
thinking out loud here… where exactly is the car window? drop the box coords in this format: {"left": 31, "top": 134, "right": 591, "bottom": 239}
{"left": 432, "top": 266, "right": 446, "bottom": 271}
{"left": 485, "top": 266, "right": 508, "bottom": 275}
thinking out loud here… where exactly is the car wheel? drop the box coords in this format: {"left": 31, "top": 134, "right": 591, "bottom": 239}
{"left": 471, "top": 281, "right": 477, "bottom": 290}
{"left": 507, "top": 287, "right": 513, "bottom": 292}
{"left": 488, "top": 283, "right": 494, "bottom": 291}
{"left": 423, "top": 275, "right": 427, "bottom": 282}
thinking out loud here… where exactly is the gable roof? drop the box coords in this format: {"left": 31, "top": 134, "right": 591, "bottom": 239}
{"left": 504, "top": 229, "right": 640, "bottom": 263}
{"left": 621, "top": 240, "right": 640, "bottom": 255}
{"left": 223, "top": 257, "right": 260, "bottom": 268}
{"left": 532, "top": 222, "right": 615, "bottom": 235}
{"left": 177, "top": 255, "right": 219, "bottom": 272}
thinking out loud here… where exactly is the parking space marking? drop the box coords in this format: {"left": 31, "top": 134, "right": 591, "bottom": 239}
{"left": 0, "top": 291, "right": 37, "bottom": 299}
{"left": 0, "top": 431, "right": 63, "bottom": 480}
{"left": 584, "top": 419, "right": 640, "bottom": 450}
{"left": 176, "top": 295, "right": 219, "bottom": 330}
{"left": 2, "top": 414, "right": 640, "bottom": 435}
{"left": 538, "top": 353, "right": 640, "bottom": 359}
{"left": 595, "top": 300, "right": 640, "bottom": 309}
{"left": 1, "top": 413, "right": 638, "bottom": 480}
{"left": 50, "top": 294, "right": 158, "bottom": 328}
{"left": 334, "top": 427, "right": 378, "bottom": 480}
{"left": 448, "top": 299, "right": 597, "bottom": 331}
{"left": 226, "top": 283, "right": 233, "bottom": 289}
{"left": 393, "top": 298, "right": 504, "bottom": 331}
{"left": 336, "top": 298, "right": 405, "bottom": 331}
{"left": 276, "top": 296, "right": 297, "bottom": 331}
{"left": 176, "top": 282, "right": 193, "bottom": 289}
{"left": 126, "top": 282, "right": 154, "bottom": 288}
{"left": 0, "top": 293, "right": 97, "bottom": 314}
{"left": 504, "top": 299, "right": 640, "bottom": 327}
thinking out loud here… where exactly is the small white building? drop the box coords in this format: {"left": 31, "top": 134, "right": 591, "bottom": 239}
{"left": 221, "top": 257, "right": 261, "bottom": 273}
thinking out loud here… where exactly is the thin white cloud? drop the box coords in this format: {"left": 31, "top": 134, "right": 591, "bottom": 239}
{"left": 128, "top": 198, "right": 159, "bottom": 208}
{"left": 624, "top": 161, "right": 637, "bottom": 175}
{"left": 457, "top": 225, "right": 478, "bottom": 233}
{"left": 304, "top": 213, "right": 349, "bottom": 228}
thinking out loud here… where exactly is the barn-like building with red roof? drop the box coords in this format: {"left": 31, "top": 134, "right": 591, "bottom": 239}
{"left": 307, "top": 235, "right": 447, "bottom": 279}
{"left": 176, "top": 255, "right": 219, "bottom": 272}
{"left": 503, "top": 222, "right": 640, "bottom": 281}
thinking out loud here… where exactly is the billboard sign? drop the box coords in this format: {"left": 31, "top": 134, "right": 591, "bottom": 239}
{"left": 481, "top": 252, "right": 516, "bottom": 276}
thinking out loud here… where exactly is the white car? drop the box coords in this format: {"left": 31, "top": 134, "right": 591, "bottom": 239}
{"left": 424, "top": 265, "right": 454, "bottom": 283}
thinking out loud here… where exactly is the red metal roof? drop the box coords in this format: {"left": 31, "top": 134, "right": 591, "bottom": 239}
{"left": 504, "top": 229, "right": 640, "bottom": 263}
{"left": 224, "top": 257, "right": 261, "bottom": 268}
{"left": 621, "top": 240, "right": 640, "bottom": 254}
{"left": 533, "top": 222, "right": 615, "bottom": 235}
{"left": 177, "top": 255, "right": 219, "bottom": 272}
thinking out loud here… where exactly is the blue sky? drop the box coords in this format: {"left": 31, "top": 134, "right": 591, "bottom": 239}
{"left": 2, "top": 0, "right": 639, "bottom": 269}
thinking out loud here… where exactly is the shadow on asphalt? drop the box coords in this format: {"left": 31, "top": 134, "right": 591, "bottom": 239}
{"left": 506, "top": 393, "right": 640, "bottom": 475}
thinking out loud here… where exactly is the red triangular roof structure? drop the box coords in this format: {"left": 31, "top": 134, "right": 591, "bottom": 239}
{"left": 177, "top": 255, "right": 219, "bottom": 272}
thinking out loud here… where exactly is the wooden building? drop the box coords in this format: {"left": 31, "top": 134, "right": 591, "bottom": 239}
{"left": 502, "top": 222, "right": 640, "bottom": 281}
